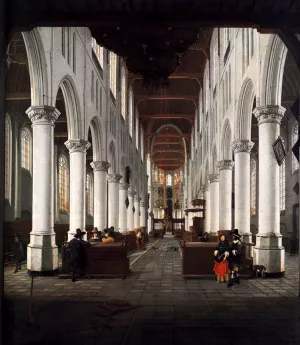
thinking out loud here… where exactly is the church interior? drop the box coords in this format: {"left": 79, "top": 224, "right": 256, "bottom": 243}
{"left": 2, "top": 1, "right": 300, "bottom": 344}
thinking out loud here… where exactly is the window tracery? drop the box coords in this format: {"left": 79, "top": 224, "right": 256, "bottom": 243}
{"left": 292, "top": 122, "right": 299, "bottom": 173}
{"left": 121, "top": 64, "right": 126, "bottom": 119}
{"left": 109, "top": 51, "right": 117, "bottom": 98}
{"left": 59, "top": 156, "right": 68, "bottom": 212}
{"left": 91, "top": 38, "right": 104, "bottom": 68}
{"left": 21, "top": 128, "right": 30, "bottom": 171}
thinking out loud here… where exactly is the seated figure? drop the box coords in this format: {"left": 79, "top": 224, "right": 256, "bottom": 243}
{"left": 213, "top": 234, "right": 230, "bottom": 283}
{"left": 102, "top": 229, "right": 115, "bottom": 243}
{"left": 89, "top": 227, "right": 101, "bottom": 242}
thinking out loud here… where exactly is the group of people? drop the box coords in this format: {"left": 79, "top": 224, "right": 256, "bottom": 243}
{"left": 213, "top": 229, "right": 242, "bottom": 287}
{"left": 89, "top": 226, "right": 117, "bottom": 243}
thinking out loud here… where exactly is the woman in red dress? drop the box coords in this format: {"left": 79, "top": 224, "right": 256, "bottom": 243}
{"left": 213, "top": 235, "right": 230, "bottom": 283}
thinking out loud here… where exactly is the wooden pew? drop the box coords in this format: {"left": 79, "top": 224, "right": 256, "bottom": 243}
{"left": 60, "top": 242, "right": 130, "bottom": 279}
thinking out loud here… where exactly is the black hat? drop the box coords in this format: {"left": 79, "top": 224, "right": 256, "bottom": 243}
{"left": 231, "top": 229, "right": 241, "bottom": 239}
{"left": 74, "top": 228, "right": 86, "bottom": 238}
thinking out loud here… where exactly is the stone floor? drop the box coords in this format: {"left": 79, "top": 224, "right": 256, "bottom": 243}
{"left": 3, "top": 237, "right": 300, "bottom": 345}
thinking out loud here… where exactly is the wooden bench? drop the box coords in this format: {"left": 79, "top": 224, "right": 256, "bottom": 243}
{"left": 180, "top": 241, "right": 253, "bottom": 278}
{"left": 60, "top": 242, "right": 130, "bottom": 279}
{"left": 182, "top": 230, "right": 198, "bottom": 242}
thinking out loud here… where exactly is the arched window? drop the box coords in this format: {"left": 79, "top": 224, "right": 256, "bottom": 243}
{"left": 292, "top": 122, "right": 299, "bottom": 173}
{"left": 109, "top": 51, "right": 117, "bottom": 98}
{"left": 5, "top": 116, "right": 11, "bottom": 201}
{"left": 129, "top": 88, "right": 133, "bottom": 137}
{"left": 167, "top": 174, "right": 172, "bottom": 186}
{"left": 91, "top": 38, "right": 104, "bottom": 68}
{"left": 250, "top": 158, "right": 256, "bottom": 216}
{"left": 86, "top": 174, "right": 93, "bottom": 216}
{"left": 121, "top": 64, "right": 126, "bottom": 119}
{"left": 59, "top": 156, "right": 69, "bottom": 212}
{"left": 280, "top": 160, "right": 286, "bottom": 212}
{"left": 21, "top": 128, "right": 30, "bottom": 171}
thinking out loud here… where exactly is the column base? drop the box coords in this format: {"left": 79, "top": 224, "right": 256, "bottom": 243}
{"left": 253, "top": 233, "right": 285, "bottom": 275}
{"left": 242, "top": 232, "right": 253, "bottom": 243}
{"left": 27, "top": 233, "right": 58, "bottom": 272}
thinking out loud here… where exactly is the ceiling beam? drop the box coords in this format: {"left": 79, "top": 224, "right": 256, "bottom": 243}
{"left": 129, "top": 72, "right": 203, "bottom": 81}
{"left": 153, "top": 141, "right": 184, "bottom": 145}
{"left": 152, "top": 150, "right": 185, "bottom": 154}
{"left": 140, "top": 113, "right": 194, "bottom": 120}
{"left": 135, "top": 94, "right": 197, "bottom": 100}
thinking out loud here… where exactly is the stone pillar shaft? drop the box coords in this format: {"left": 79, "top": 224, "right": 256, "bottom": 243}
{"left": 253, "top": 105, "right": 285, "bottom": 274}
{"left": 134, "top": 196, "right": 141, "bottom": 229}
{"left": 119, "top": 182, "right": 130, "bottom": 233}
{"left": 232, "top": 140, "right": 254, "bottom": 242}
{"left": 127, "top": 191, "right": 136, "bottom": 231}
{"left": 108, "top": 174, "right": 122, "bottom": 229}
{"left": 26, "top": 106, "right": 60, "bottom": 272}
{"left": 209, "top": 174, "right": 219, "bottom": 234}
{"left": 91, "top": 161, "right": 110, "bottom": 232}
{"left": 203, "top": 185, "right": 210, "bottom": 233}
{"left": 140, "top": 200, "right": 146, "bottom": 227}
{"left": 218, "top": 160, "right": 234, "bottom": 230}
{"left": 65, "top": 139, "right": 91, "bottom": 241}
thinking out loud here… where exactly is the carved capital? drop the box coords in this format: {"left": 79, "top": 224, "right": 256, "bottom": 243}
{"left": 209, "top": 174, "right": 219, "bottom": 182}
{"left": 90, "top": 161, "right": 111, "bottom": 172}
{"left": 26, "top": 106, "right": 60, "bottom": 125}
{"left": 119, "top": 182, "right": 130, "bottom": 190}
{"left": 108, "top": 174, "right": 122, "bottom": 183}
{"left": 253, "top": 105, "right": 286, "bottom": 125}
{"left": 218, "top": 160, "right": 234, "bottom": 171}
{"left": 65, "top": 139, "right": 91, "bottom": 153}
{"left": 231, "top": 140, "right": 254, "bottom": 154}
{"left": 128, "top": 191, "right": 136, "bottom": 197}
{"left": 134, "top": 196, "right": 142, "bottom": 202}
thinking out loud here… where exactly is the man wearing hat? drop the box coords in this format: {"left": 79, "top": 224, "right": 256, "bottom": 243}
{"left": 89, "top": 227, "right": 102, "bottom": 243}
{"left": 13, "top": 233, "right": 25, "bottom": 274}
{"left": 227, "top": 229, "right": 242, "bottom": 287}
{"left": 65, "top": 228, "right": 90, "bottom": 282}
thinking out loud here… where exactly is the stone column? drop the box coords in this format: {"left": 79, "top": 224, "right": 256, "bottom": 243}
{"left": 26, "top": 105, "right": 60, "bottom": 272}
{"left": 232, "top": 140, "right": 254, "bottom": 242}
{"left": 209, "top": 174, "right": 219, "bottom": 235}
{"left": 14, "top": 120, "right": 21, "bottom": 220}
{"left": 90, "top": 161, "right": 110, "bottom": 232}
{"left": 107, "top": 174, "right": 122, "bottom": 229}
{"left": 203, "top": 184, "right": 210, "bottom": 233}
{"left": 119, "top": 182, "right": 130, "bottom": 233}
{"left": 65, "top": 139, "right": 91, "bottom": 241}
{"left": 218, "top": 160, "right": 234, "bottom": 230}
{"left": 127, "top": 191, "right": 136, "bottom": 231}
{"left": 253, "top": 105, "right": 286, "bottom": 275}
{"left": 140, "top": 200, "right": 146, "bottom": 227}
{"left": 134, "top": 196, "right": 141, "bottom": 229}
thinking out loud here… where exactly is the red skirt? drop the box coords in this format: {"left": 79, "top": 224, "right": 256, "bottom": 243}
{"left": 213, "top": 260, "right": 230, "bottom": 277}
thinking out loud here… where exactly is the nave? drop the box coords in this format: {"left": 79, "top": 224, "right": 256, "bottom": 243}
{"left": 4, "top": 237, "right": 300, "bottom": 345}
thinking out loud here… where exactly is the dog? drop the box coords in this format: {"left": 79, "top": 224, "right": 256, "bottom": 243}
{"left": 253, "top": 265, "right": 267, "bottom": 278}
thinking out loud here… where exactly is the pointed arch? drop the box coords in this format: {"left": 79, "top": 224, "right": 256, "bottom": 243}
{"left": 236, "top": 78, "right": 255, "bottom": 140}
{"left": 88, "top": 116, "right": 103, "bottom": 161}
{"left": 56, "top": 75, "right": 81, "bottom": 139}
{"left": 260, "top": 34, "right": 288, "bottom": 106}
{"left": 22, "top": 29, "right": 49, "bottom": 106}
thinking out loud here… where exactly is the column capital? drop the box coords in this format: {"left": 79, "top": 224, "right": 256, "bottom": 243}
{"left": 209, "top": 174, "right": 219, "bottom": 182}
{"left": 26, "top": 105, "right": 60, "bottom": 125}
{"left": 90, "top": 161, "right": 111, "bottom": 172}
{"left": 65, "top": 139, "right": 91, "bottom": 153}
{"left": 231, "top": 140, "right": 254, "bottom": 154}
{"left": 134, "top": 196, "right": 142, "bottom": 202}
{"left": 253, "top": 105, "right": 286, "bottom": 125}
{"left": 119, "top": 182, "right": 130, "bottom": 190}
{"left": 203, "top": 184, "right": 210, "bottom": 192}
{"left": 218, "top": 160, "right": 234, "bottom": 171}
{"left": 128, "top": 191, "right": 136, "bottom": 197}
{"left": 140, "top": 201, "right": 145, "bottom": 207}
{"left": 108, "top": 174, "right": 122, "bottom": 183}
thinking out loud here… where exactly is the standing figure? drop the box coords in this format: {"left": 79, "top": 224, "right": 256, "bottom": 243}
{"left": 213, "top": 235, "right": 230, "bottom": 283}
{"left": 227, "top": 229, "right": 242, "bottom": 287}
{"left": 13, "top": 233, "right": 25, "bottom": 274}
{"left": 65, "top": 228, "right": 90, "bottom": 282}
{"left": 89, "top": 227, "right": 101, "bottom": 243}
{"left": 102, "top": 229, "right": 115, "bottom": 243}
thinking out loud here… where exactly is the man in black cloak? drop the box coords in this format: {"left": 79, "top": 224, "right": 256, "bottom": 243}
{"left": 227, "top": 229, "right": 242, "bottom": 287}
{"left": 14, "top": 232, "right": 25, "bottom": 273}
{"left": 65, "top": 228, "right": 90, "bottom": 282}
